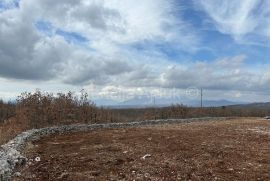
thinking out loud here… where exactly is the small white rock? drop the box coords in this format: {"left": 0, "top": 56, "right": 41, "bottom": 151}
{"left": 141, "top": 154, "right": 151, "bottom": 160}
{"left": 35, "top": 157, "right": 41, "bottom": 162}
{"left": 144, "top": 173, "right": 150, "bottom": 177}
{"left": 14, "top": 172, "right": 21, "bottom": 177}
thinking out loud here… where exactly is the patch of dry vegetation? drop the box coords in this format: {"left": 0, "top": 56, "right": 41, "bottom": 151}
{"left": 1, "top": 90, "right": 270, "bottom": 145}
{"left": 0, "top": 99, "right": 15, "bottom": 123}
{"left": 15, "top": 90, "right": 115, "bottom": 128}
{"left": 0, "top": 118, "right": 26, "bottom": 145}
{"left": 0, "top": 90, "right": 116, "bottom": 144}
{"left": 112, "top": 105, "right": 270, "bottom": 122}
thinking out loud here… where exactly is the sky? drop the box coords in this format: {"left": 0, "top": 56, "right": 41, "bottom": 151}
{"left": 0, "top": 0, "right": 270, "bottom": 104}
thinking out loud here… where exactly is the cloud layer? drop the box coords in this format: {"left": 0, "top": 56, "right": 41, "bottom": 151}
{"left": 0, "top": 0, "right": 197, "bottom": 82}
{"left": 0, "top": 0, "right": 270, "bottom": 102}
{"left": 196, "top": 0, "right": 270, "bottom": 43}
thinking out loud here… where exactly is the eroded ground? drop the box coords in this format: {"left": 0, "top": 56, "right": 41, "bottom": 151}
{"left": 13, "top": 118, "right": 270, "bottom": 180}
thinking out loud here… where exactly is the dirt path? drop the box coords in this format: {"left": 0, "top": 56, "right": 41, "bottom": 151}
{"left": 13, "top": 118, "right": 270, "bottom": 180}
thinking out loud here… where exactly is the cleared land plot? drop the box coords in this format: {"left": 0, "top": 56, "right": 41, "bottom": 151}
{"left": 13, "top": 118, "right": 270, "bottom": 180}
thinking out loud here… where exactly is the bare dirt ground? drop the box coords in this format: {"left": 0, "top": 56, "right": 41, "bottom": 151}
{"left": 13, "top": 118, "right": 270, "bottom": 181}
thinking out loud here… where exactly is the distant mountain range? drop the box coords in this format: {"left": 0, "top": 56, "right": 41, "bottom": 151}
{"left": 94, "top": 96, "right": 248, "bottom": 108}
{"left": 229, "top": 102, "right": 270, "bottom": 109}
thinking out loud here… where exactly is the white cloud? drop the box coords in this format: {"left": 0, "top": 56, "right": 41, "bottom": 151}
{"left": 0, "top": 0, "right": 198, "bottom": 83}
{"left": 137, "top": 55, "right": 265, "bottom": 92}
{"left": 195, "top": 0, "right": 270, "bottom": 42}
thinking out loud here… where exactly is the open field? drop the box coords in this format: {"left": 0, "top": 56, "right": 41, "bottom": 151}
{"left": 13, "top": 118, "right": 270, "bottom": 180}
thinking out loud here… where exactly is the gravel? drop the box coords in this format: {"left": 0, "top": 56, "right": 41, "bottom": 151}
{"left": 0, "top": 117, "right": 228, "bottom": 181}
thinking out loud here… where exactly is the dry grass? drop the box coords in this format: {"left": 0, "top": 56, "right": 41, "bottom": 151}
{"left": 0, "top": 118, "right": 27, "bottom": 145}
{"left": 15, "top": 90, "right": 116, "bottom": 128}
{"left": 111, "top": 105, "right": 270, "bottom": 122}
{"left": 0, "top": 90, "right": 116, "bottom": 145}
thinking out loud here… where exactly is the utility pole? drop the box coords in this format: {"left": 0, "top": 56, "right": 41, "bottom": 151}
{"left": 200, "top": 88, "right": 203, "bottom": 109}
{"left": 153, "top": 96, "right": 157, "bottom": 120}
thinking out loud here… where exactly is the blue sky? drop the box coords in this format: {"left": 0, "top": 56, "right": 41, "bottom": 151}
{"left": 0, "top": 0, "right": 19, "bottom": 10}
{"left": 0, "top": 0, "right": 270, "bottom": 103}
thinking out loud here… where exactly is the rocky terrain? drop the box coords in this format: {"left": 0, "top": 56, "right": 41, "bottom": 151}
{"left": 0, "top": 117, "right": 227, "bottom": 180}
{"left": 1, "top": 118, "right": 269, "bottom": 180}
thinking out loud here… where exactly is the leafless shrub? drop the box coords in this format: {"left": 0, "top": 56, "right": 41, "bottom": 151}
{"left": 15, "top": 90, "right": 115, "bottom": 128}
{"left": 0, "top": 99, "right": 15, "bottom": 123}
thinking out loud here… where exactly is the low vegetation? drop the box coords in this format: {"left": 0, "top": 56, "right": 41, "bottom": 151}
{"left": 0, "top": 90, "right": 115, "bottom": 144}
{"left": 1, "top": 90, "right": 270, "bottom": 144}
{"left": 112, "top": 105, "right": 270, "bottom": 121}
{"left": 0, "top": 99, "right": 15, "bottom": 123}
